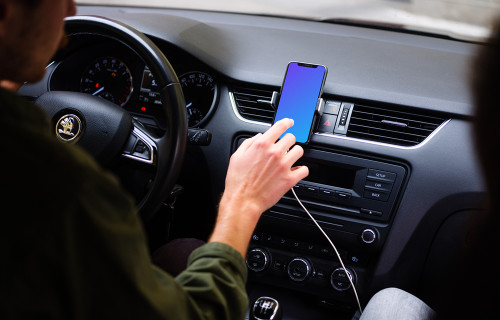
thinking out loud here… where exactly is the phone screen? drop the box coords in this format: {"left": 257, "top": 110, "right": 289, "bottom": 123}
{"left": 273, "top": 62, "right": 327, "bottom": 143}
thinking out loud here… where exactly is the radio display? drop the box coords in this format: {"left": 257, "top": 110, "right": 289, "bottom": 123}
{"left": 297, "top": 160, "right": 356, "bottom": 189}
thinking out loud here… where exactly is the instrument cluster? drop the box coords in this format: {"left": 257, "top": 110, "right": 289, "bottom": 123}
{"left": 49, "top": 36, "right": 219, "bottom": 131}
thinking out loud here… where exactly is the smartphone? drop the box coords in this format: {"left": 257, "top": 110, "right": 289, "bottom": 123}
{"left": 273, "top": 61, "right": 327, "bottom": 144}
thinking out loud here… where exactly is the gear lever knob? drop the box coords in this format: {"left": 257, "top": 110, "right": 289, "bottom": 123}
{"left": 251, "top": 296, "right": 282, "bottom": 320}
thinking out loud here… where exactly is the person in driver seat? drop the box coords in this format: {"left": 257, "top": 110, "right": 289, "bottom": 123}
{"left": 0, "top": 0, "right": 308, "bottom": 319}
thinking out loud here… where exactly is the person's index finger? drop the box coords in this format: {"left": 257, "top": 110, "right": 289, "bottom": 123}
{"left": 263, "top": 118, "right": 294, "bottom": 143}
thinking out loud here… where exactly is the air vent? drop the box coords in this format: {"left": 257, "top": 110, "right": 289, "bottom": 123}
{"left": 347, "top": 103, "right": 447, "bottom": 147}
{"left": 231, "top": 85, "right": 276, "bottom": 124}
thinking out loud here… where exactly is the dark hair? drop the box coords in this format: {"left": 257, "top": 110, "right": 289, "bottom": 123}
{"left": 434, "top": 17, "right": 500, "bottom": 320}
{"left": 473, "top": 17, "right": 500, "bottom": 212}
{"left": 19, "top": 0, "right": 42, "bottom": 6}
{"left": 447, "top": 15, "right": 500, "bottom": 319}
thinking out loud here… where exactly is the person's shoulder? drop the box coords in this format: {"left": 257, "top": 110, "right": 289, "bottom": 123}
{"left": 0, "top": 87, "right": 49, "bottom": 128}
{"left": 0, "top": 89, "right": 134, "bottom": 212}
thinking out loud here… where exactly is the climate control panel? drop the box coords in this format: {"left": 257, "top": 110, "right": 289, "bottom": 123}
{"left": 246, "top": 240, "right": 362, "bottom": 304}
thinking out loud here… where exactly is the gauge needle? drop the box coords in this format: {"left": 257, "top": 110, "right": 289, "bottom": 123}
{"left": 93, "top": 86, "right": 105, "bottom": 96}
{"left": 186, "top": 102, "right": 193, "bottom": 115}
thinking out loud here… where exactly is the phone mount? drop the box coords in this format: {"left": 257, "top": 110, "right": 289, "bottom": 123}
{"left": 270, "top": 90, "right": 325, "bottom": 120}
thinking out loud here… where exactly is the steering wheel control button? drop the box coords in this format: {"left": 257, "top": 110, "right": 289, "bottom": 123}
{"left": 361, "top": 229, "right": 377, "bottom": 244}
{"left": 247, "top": 248, "right": 270, "bottom": 272}
{"left": 287, "top": 257, "right": 312, "bottom": 282}
{"left": 133, "top": 141, "right": 151, "bottom": 159}
{"left": 331, "top": 268, "right": 355, "bottom": 292}
{"left": 251, "top": 297, "right": 281, "bottom": 320}
{"left": 122, "top": 127, "right": 156, "bottom": 164}
{"left": 55, "top": 114, "right": 84, "bottom": 143}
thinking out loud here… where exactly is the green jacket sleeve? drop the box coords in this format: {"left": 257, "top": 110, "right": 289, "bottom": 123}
{"left": 69, "top": 158, "right": 249, "bottom": 320}
{"left": 174, "top": 242, "right": 249, "bottom": 319}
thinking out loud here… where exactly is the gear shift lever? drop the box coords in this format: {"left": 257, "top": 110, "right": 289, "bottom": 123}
{"left": 251, "top": 296, "right": 282, "bottom": 320}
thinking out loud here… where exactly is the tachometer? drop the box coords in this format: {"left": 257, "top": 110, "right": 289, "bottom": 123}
{"left": 81, "top": 57, "right": 133, "bottom": 107}
{"left": 179, "top": 71, "right": 217, "bottom": 127}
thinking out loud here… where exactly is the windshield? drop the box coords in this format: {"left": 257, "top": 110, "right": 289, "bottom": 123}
{"left": 76, "top": 0, "right": 500, "bottom": 41}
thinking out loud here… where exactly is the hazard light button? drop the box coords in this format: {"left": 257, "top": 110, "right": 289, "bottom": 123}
{"left": 317, "top": 114, "right": 337, "bottom": 134}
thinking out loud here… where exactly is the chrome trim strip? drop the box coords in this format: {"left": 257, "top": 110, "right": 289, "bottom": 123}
{"left": 229, "top": 91, "right": 271, "bottom": 127}
{"left": 122, "top": 126, "right": 156, "bottom": 165}
{"left": 229, "top": 90, "right": 451, "bottom": 150}
{"left": 315, "top": 119, "right": 451, "bottom": 150}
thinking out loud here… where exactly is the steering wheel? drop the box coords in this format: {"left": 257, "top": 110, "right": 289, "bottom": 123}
{"left": 35, "top": 16, "right": 187, "bottom": 220}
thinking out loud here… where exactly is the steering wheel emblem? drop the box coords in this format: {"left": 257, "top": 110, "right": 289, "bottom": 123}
{"left": 55, "top": 114, "right": 83, "bottom": 143}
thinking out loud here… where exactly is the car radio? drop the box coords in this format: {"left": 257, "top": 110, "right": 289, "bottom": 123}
{"left": 284, "top": 149, "right": 407, "bottom": 223}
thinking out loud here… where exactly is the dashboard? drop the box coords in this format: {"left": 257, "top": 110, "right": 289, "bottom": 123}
{"left": 21, "top": 5, "right": 487, "bottom": 320}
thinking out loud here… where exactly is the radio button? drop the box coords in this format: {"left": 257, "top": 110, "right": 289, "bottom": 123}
{"left": 293, "top": 184, "right": 305, "bottom": 192}
{"left": 320, "top": 188, "right": 335, "bottom": 196}
{"left": 360, "top": 208, "right": 383, "bottom": 217}
{"left": 334, "top": 191, "right": 352, "bottom": 200}
{"left": 367, "top": 169, "right": 396, "bottom": 183}
{"left": 365, "top": 180, "right": 393, "bottom": 192}
{"left": 304, "top": 185, "right": 319, "bottom": 193}
{"left": 364, "top": 189, "right": 389, "bottom": 201}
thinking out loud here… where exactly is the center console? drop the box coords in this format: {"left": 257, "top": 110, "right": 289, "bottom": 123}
{"left": 243, "top": 145, "right": 408, "bottom": 309}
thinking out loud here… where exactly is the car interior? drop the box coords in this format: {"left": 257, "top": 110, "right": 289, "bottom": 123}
{"left": 19, "top": 2, "right": 491, "bottom": 319}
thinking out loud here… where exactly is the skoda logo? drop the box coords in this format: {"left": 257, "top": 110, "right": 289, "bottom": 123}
{"left": 55, "top": 114, "right": 83, "bottom": 143}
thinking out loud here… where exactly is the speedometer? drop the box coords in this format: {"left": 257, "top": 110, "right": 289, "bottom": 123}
{"left": 81, "top": 57, "right": 133, "bottom": 107}
{"left": 179, "top": 71, "right": 218, "bottom": 127}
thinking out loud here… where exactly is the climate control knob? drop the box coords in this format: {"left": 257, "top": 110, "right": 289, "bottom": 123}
{"left": 287, "top": 257, "right": 312, "bottom": 282}
{"left": 331, "top": 267, "right": 356, "bottom": 291}
{"left": 246, "top": 248, "right": 270, "bottom": 272}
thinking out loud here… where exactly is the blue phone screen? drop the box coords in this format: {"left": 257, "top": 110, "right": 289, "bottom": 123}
{"left": 274, "top": 62, "right": 326, "bottom": 143}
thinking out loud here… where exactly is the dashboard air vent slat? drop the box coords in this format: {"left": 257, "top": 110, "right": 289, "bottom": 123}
{"left": 347, "top": 104, "right": 447, "bottom": 147}
{"left": 232, "top": 85, "right": 276, "bottom": 124}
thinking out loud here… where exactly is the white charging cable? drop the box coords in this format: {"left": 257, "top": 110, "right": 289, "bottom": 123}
{"left": 291, "top": 187, "right": 363, "bottom": 315}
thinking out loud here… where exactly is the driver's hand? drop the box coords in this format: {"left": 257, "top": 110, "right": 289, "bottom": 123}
{"left": 209, "top": 118, "right": 309, "bottom": 257}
